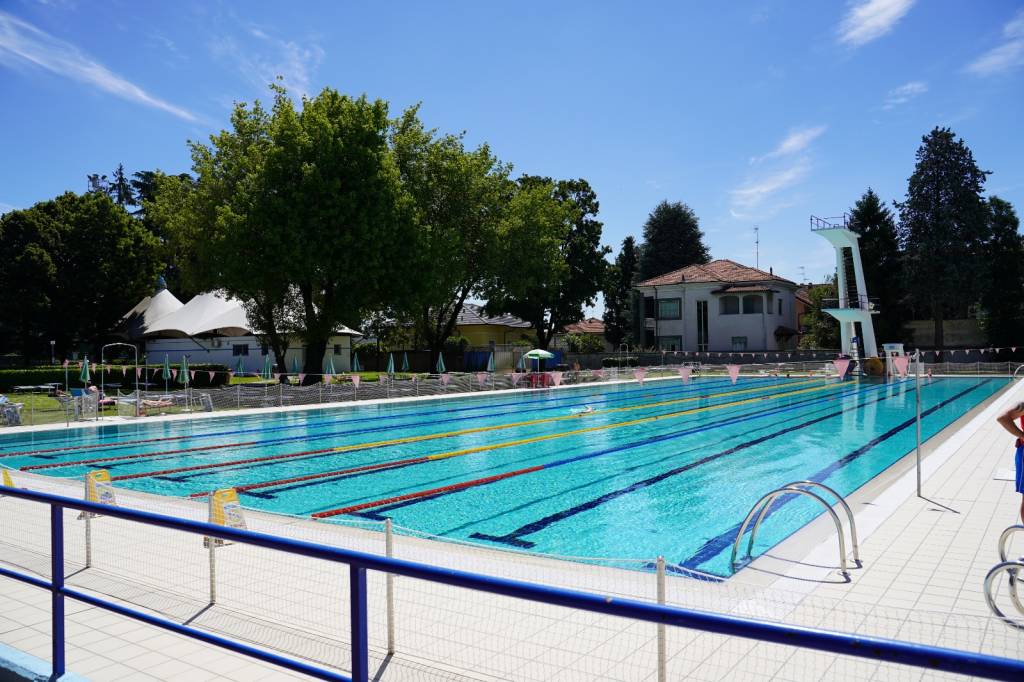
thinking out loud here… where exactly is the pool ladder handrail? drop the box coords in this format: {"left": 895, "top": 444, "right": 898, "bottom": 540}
{"left": 1013, "top": 363, "right": 1024, "bottom": 379}
{"left": 730, "top": 480, "right": 861, "bottom": 578}
{"left": 984, "top": 525, "right": 1024, "bottom": 629}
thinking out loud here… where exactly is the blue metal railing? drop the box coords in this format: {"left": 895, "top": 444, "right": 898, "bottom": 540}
{"left": 0, "top": 487, "right": 1022, "bottom": 681}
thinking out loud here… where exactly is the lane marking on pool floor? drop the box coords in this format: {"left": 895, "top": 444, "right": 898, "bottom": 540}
{"left": 308, "top": 379, "right": 844, "bottom": 517}
{"left": 0, "top": 375, "right": 757, "bottom": 457}
{"left": 20, "top": 377, "right": 779, "bottom": 471}
{"left": 53, "top": 379, "right": 826, "bottom": 482}
{"left": 242, "top": 381, "right": 885, "bottom": 503}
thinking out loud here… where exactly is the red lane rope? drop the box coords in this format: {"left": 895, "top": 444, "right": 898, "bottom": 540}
{"left": 188, "top": 455, "right": 431, "bottom": 498}
{"left": 311, "top": 466, "right": 545, "bottom": 518}
{"left": 21, "top": 441, "right": 259, "bottom": 471}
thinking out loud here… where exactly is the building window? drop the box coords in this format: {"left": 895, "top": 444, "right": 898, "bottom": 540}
{"left": 742, "top": 295, "right": 763, "bottom": 314}
{"left": 719, "top": 296, "right": 739, "bottom": 315}
{"left": 696, "top": 301, "right": 709, "bottom": 351}
{"left": 644, "top": 296, "right": 655, "bottom": 318}
{"left": 657, "top": 336, "right": 682, "bottom": 351}
{"left": 657, "top": 298, "right": 681, "bottom": 320}
{"left": 731, "top": 336, "right": 748, "bottom": 352}
{"left": 232, "top": 344, "right": 249, "bottom": 356}
{"left": 334, "top": 344, "right": 342, "bottom": 355}
{"left": 778, "top": 299, "right": 783, "bottom": 316}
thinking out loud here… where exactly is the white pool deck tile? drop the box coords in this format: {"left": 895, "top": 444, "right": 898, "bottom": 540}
{"left": 0, "top": 378, "right": 1022, "bottom": 681}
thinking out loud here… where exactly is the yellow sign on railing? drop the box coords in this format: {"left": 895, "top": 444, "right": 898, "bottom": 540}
{"left": 205, "top": 488, "right": 246, "bottom": 548}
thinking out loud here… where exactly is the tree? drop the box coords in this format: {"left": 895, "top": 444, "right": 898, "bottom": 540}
{"left": 798, "top": 278, "right": 840, "bottom": 350}
{"left": 564, "top": 332, "right": 605, "bottom": 354}
{"left": 135, "top": 170, "right": 199, "bottom": 300}
{"left": 109, "top": 163, "right": 135, "bottom": 207}
{"left": 484, "top": 176, "right": 609, "bottom": 349}
{"left": 157, "top": 85, "right": 416, "bottom": 376}
{"left": 637, "top": 200, "right": 710, "bottom": 281}
{"left": 848, "top": 188, "right": 905, "bottom": 343}
{"left": 0, "top": 192, "right": 161, "bottom": 360}
{"left": 390, "top": 107, "right": 511, "bottom": 360}
{"left": 897, "top": 127, "right": 991, "bottom": 348}
{"left": 980, "top": 197, "right": 1024, "bottom": 346}
{"left": 603, "top": 236, "right": 638, "bottom": 347}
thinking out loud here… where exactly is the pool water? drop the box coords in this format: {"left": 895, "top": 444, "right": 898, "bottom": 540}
{"left": 0, "top": 375, "right": 1007, "bottom": 576}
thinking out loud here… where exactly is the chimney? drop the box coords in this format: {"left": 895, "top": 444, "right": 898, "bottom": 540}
{"left": 769, "top": 266, "right": 773, "bottom": 275}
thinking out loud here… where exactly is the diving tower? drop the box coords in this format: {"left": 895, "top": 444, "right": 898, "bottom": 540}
{"left": 811, "top": 214, "right": 878, "bottom": 359}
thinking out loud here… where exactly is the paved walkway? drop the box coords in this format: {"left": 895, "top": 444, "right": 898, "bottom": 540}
{"left": 0, "top": 379, "right": 1021, "bottom": 681}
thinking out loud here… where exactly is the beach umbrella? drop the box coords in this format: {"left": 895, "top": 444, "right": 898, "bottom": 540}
{"left": 436, "top": 353, "right": 446, "bottom": 373}
{"left": 324, "top": 355, "right": 337, "bottom": 376}
{"left": 234, "top": 355, "right": 245, "bottom": 376}
{"left": 79, "top": 356, "right": 91, "bottom": 386}
{"left": 385, "top": 353, "right": 395, "bottom": 375}
{"left": 352, "top": 352, "right": 362, "bottom": 373}
{"left": 401, "top": 351, "right": 410, "bottom": 372}
{"left": 523, "top": 348, "right": 555, "bottom": 371}
{"left": 179, "top": 356, "right": 189, "bottom": 386}
{"left": 262, "top": 355, "right": 273, "bottom": 381}
{"left": 486, "top": 351, "right": 495, "bottom": 373}
{"left": 162, "top": 354, "right": 172, "bottom": 393}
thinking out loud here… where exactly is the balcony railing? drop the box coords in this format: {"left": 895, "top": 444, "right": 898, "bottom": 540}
{"left": 810, "top": 214, "right": 849, "bottom": 231}
{"left": 0, "top": 486, "right": 1021, "bottom": 681}
{"left": 821, "top": 296, "right": 879, "bottom": 311}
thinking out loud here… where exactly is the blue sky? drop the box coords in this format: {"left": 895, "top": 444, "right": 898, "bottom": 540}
{"left": 2, "top": 0, "right": 1023, "bottom": 296}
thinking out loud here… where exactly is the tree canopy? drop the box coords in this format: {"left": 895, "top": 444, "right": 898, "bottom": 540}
{"left": 848, "top": 188, "right": 905, "bottom": 343}
{"left": 602, "top": 236, "right": 638, "bottom": 348}
{"left": 980, "top": 197, "right": 1024, "bottom": 346}
{"left": 897, "top": 127, "right": 990, "bottom": 348}
{"left": 637, "top": 200, "right": 709, "bottom": 281}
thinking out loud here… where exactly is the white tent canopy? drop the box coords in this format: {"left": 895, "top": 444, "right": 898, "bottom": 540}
{"left": 144, "top": 292, "right": 251, "bottom": 338}
{"left": 116, "top": 287, "right": 184, "bottom": 340}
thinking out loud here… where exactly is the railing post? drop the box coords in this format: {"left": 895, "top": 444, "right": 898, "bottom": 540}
{"left": 385, "top": 518, "right": 395, "bottom": 655}
{"left": 349, "top": 565, "right": 369, "bottom": 682}
{"left": 208, "top": 539, "right": 217, "bottom": 604}
{"left": 236, "top": 384, "right": 241, "bottom": 411}
{"left": 50, "top": 505, "right": 66, "bottom": 680}
{"left": 85, "top": 514, "right": 92, "bottom": 569}
{"left": 915, "top": 351, "right": 922, "bottom": 498}
{"left": 656, "top": 556, "right": 667, "bottom": 682}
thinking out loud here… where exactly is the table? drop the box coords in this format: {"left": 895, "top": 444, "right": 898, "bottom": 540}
{"left": 12, "top": 386, "right": 37, "bottom": 393}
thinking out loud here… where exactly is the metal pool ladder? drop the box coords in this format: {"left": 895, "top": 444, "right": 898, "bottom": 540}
{"left": 984, "top": 525, "right": 1024, "bottom": 628}
{"left": 731, "top": 480, "right": 861, "bottom": 578}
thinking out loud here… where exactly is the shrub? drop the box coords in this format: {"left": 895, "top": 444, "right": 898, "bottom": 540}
{"left": 862, "top": 357, "right": 884, "bottom": 376}
{"left": 565, "top": 333, "right": 605, "bottom": 354}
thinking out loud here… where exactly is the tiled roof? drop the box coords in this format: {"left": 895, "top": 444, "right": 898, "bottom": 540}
{"left": 457, "top": 303, "right": 532, "bottom": 328}
{"left": 637, "top": 259, "right": 796, "bottom": 287}
{"left": 564, "top": 318, "right": 604, "bottom": 334}
{"left": 711, "top": 285, "right": 776, "bottom": 294}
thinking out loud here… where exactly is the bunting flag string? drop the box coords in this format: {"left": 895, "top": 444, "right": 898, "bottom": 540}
{"left": 351, "top": 375, "right": 360, "bottom": 388}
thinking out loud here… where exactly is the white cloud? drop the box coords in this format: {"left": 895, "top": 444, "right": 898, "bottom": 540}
{"left": 0, "top": 201, "right": 16, "bottom": 215}
{"left": 730, "top": 158, "right": 811, "bottom": 216}
{"left": 837, "top": 0, "right": 915, "bottom": 48}
{"left": 883, "top": 80, "right": 927, "bottom": 109}
{"left": 750, "top": 125, "right": 826, "bottom": 164}
{"left": 965, "top": 9, "right": 1024, "bottom": 76}
{"left": 212, "top": 27, "right": 324, "bottom": 98}
{"left": 0, "top": 11, "right": 196, "bottom": 121}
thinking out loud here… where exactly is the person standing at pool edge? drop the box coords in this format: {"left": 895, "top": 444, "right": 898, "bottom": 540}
{"left": 996, "top": 401, "right": 1024, "bottom": 523}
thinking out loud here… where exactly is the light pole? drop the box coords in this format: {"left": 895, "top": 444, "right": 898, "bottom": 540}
{"left": 50, "top": 340, "right": 55, "bottom": 365}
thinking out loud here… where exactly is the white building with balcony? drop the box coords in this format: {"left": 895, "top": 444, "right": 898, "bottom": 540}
{"left": 635, "top": 259, "right": 802, "bottom": 352}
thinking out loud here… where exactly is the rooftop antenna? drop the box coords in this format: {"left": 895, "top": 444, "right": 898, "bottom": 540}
{"left": 798, "top": 266, "right": 806, "bottom": 283}
{"left": 754, "top": 225, "right": 760, "bottom": 269}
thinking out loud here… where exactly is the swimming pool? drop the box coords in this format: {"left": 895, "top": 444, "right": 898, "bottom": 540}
{"left": 0, "top": 375, "right": 1007, "bottom": 577}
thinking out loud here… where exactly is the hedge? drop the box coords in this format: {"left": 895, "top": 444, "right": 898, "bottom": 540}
{"left": 0, "top": 364, "right": 230, "bottom": 392}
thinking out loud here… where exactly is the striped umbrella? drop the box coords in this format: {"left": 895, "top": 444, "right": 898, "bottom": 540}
{"left": 291, "top": 356, "right": 300, "bottom": 374}
{"left": 79, "top": 356, "right": 91, "bottom": 387}
{"left": 487, "top": 351, "right": 495, "bottom": 372}
{"left": 401, "top": 351, "right": 410, "bottom": 372}
{"left": 436, "top": 353, "right": 446, "bottom": 373}
{"left": 352, "top": 352, "right": 362, "bottom": 372}
{"left": 385, "top": 353, "right": 395, "bottom": 375}
{"left": 324, "top": 356, "right": 337, "bottom": 376}
{"left": 234, "top": 355, "right": 245, "bottom": 376}
{"left": 515, "top": 353, "right": 525, "bottom": 371}
{"left": 262, "top": 355, "right": 273, "bottom": 381}
{"left": 179, "top": 356, "right": 189, "bottom": 385}
{"left": 162, "top": 354, "right": 172, "bottom": 393}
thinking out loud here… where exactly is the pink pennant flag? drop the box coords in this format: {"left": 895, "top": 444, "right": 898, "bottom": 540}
{"left": 171, "top": 369, "right": 178, "bottom": 380}
{"left": 1013, "top": 347, "right": 1018, "bottom": 352}
{"left": 593, "top": 369, "right": 604, "bottom": 379}
{"left": 727, "top": 364, "right": 741, "bottom": 384}
{"left": 892, "top": 356, "right": 910, "bottom": 378}
{"left": 551, "top": 371, "right": 563, "bottom": 387}
{"left": 476, "top": 372, "right": 488, "bottom": 387}
{"left": 228, "top": 371, "right": 235, "bottom": 380}
{"left": 136, "top": 367, "right": 142, "bottom": 378}
{"left": 208, "top": 371, "right": 215, "bottom": 382}
{"left": 633, "top": 368, "right": 647, "bottom": 385}
{"left": 678, "top": 366, "right": 692, "bottom": 384}
{"left": 787, "top": 353, "right": 793, "bottom": 358}
{"left": 298, "top": 373, "right": 306, "bottom": 383}
{"left": 440, "top": 374, "right": 451, "bottom": 386}
{"left": 273, "top": 373, "right": 280, "bottom": 381}
{"left": 62, "top": 359, "right": 69, "bottom": 368}
{"left": 511, "top": 372, "right": 524, "bottom": 385}
{"left": 324, "top": 374, "right": 332, "bottom": 385}
{"left": 351, "top": 375, "right": 360, "bottom": 388}
{"left": 833, "top": 358, "right": 851, "bottom": 379}
{"left": 122, "top": 366, "right": 128, "bottom": 377}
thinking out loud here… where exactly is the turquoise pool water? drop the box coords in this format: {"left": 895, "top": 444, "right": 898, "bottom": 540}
{"left": 0, "top": 375, "right": 1007, "bottom": 576}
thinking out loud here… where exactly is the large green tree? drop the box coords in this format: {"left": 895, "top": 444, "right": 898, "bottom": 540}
{"left": 896, "top": 127, "right": 991, "bottom": 348}
{"left": 390, "top": 108, "right": 511, "bottom": 358}
{"left": 848, "top": 188, "right": 905, "bottom": 343}
{"left": 157, "top": 85, "right": 416, "bottom": 375}
{"left": 637, "top": 200, "right": 710, "bottom": 281}
{"left": 602, "top": 235, "right": 638, "bottom": 348}
{"left": 980, "top": 197, "right": 1024, "bottom": 346}
{"left": 0, "top": 192, "right": 161, "bottom": 360}
{"left": 798, "top": 278, "right": 840, "bottom": 350}
{"left": 484, "top": 177, "right": 609, "bottom": 349}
